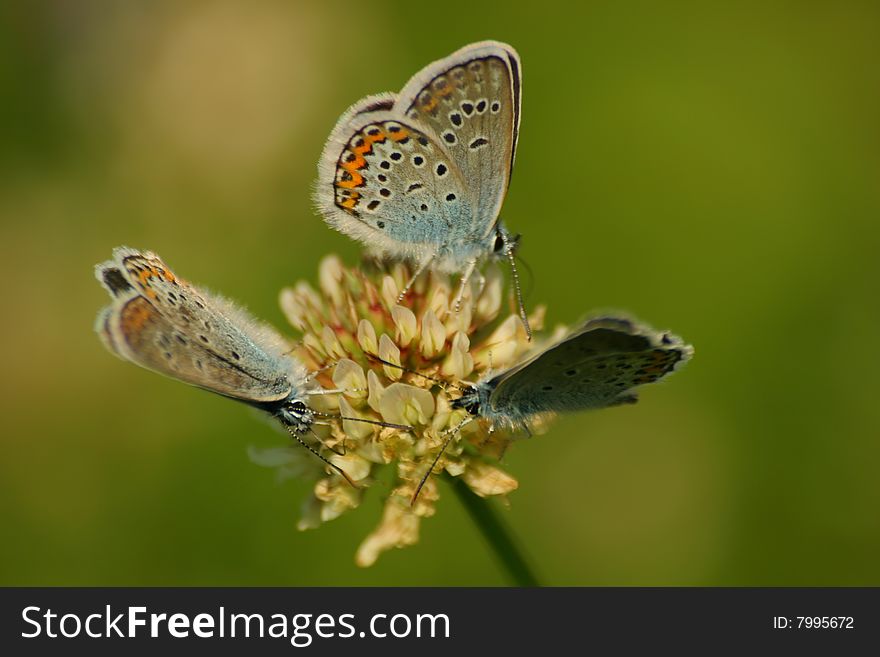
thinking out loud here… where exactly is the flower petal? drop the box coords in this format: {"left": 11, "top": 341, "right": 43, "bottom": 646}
{"left": 381, "top": 275, "right": 399, "bottom": 311}
{"left": 379, "top": 382, "right": 435, "bottom": 427}
{"left": 337, "top": 396, "right": 374, "bottom": 441}
{"left": 332, "top": 358, "right": 367, "bottom": 400}
{"left": 356, "top": 500, "right": 420, "bottom": 567}
{"left": 279, "top": 288, "right": 307, "bottom": 331}
{"left": 441, "top": 332, "right": 474, "bottom": 379}
{"left": 366, "top": 369, "right": 386, "bottom": 413}
{"left": 319, "top": 255, "right": 346, "bottom": 306}
{"left": 419, "top": 309, "right": 446, "bottom": 359}
{"left": 325, "top": 325, "right": 349, "bottom": 359}
{"left": 475, "top": 267, "right": 503, "bottom": 322}
{"left": 391, "top": 304, "right": 417, "bottom": 347}
{"left": 474, "top": 315, "right": 521, "bottom": 370}
{"left": 315, "top": 476, "right": 361, "bottom": 522}
{"left": 357, "top": 319, "right": 378, "bottom": 354}
{"left": 445, "top": 301, "right": 472, "bottom": 336}
{"left": 378, "top": 334, "right": 402, "bottom": 381}
{"left": 462, "top": 463, "right": 519, "bottom": 497}
{"left": 328, "top": 451, "right": 372, "bottom": 483}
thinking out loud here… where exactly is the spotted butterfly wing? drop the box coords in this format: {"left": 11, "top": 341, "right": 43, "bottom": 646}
{"left": 315, "top": 41, "right": 522, "bottom": 267}
{"left": 398, "top": 41, "right": 521, "bottom": 235}
{"left": 316, "top": 100, "right": 474, "bottom": 262}
{"left": 486, "top": 317, "right": 693, "bottom": 418}
{"left": 95, "top": 247, "right": 295, "bottom": 403}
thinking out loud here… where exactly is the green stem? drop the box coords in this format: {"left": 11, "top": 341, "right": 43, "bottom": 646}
{"left": 446, "top": 474, "right": 541, "bottom": 587}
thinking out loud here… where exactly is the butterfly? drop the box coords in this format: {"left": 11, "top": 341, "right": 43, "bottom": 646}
{"left": 451, "top": 316, "right": 693, "bottom": 429}
{"left": 94, "top": 247, "right": 406, "bottom": 485}
{"left": 315, "top": 41, "right": 531, "bottom": 338}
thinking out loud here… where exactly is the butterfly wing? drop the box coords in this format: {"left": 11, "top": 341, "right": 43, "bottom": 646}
{"left": 398, "top": 41, "right": 521, "bottom": 237}
{"left": 487, "top": 316, "right": 693, "bottom": 419}
{"left": 96, "top": 248, "right": 294, "bottom": 403}
{"left": 316, "top": 101, "right": 475, "bottom": 259}
{"left": 315, "top": 41, "right": 522, "bottom": 261}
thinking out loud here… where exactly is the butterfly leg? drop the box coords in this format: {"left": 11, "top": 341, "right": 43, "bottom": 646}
{"left": 452, "top": 258, "right": 478, "bottom": 312}
{"left": 304, "top": 363, "right": 333, "bottom": 383}
{"left": 305, "top": 387, "right": 367, "bottom": 396}
{"left": 397, "top": 251, "right": 436, "bottom": 303}
{"left": 411, "top": 416, "right": 474, "bottom": 505}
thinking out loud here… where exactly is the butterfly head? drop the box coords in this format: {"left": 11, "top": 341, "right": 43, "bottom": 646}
{"left": 490, "top": 224, "right": 521, "bottom": 260}
{"left": 276, "top": 398, "right": 315, "bottom": 434}
{"left": 450, "top": 382, "right": 490, "bottom": 418}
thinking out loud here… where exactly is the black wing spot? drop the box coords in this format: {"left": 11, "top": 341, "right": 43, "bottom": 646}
{"left": 367, "top": 200, "right": 380, "bottom": 210}
{"left": 446, "top": 193, "right": 456, "bottom": 202}
{"left": 436, "top": 163, "right": 447, "bottom": 176}
{"left": 231, "top": 351, "right": 241, "bottom": 360}
{"left": 417, "top": 135, "right": 429, "bottom": 146}
{"left": 420, "top": 203, "right": 428, "bottom": 211}
{"left": 461, "top": 102, "right": 474, "bottom": 115}
{"left": 565, "top": 369, "right": 577, "bottom": 376}
{"left": 412, "top": 155, "right": 424, "bottom": 166}
{"left": 379, "top": 188, "right": 391, "bottom": 197}
{"left": 469, "top": 137, "right": 488, "bottom": 149}
{"left": 390, "top": 152, "right": 402, "bottom": 161}
{"left": 443, "top": 131, "right": 456, "bottom": 144}
{"left": 476, "top": 100, "right": 487, "bottom": 113}
{"left": 407, "top": 183, "right": 423, "bottom": 193}
{"left": 450, "top": 112, "right": 462, "bottom": 127}
{"left": 490, "top": 101, "right": 501, "bottom": 113}
{"left": 379, "top": 161, "right": 390, "bottom": 170}
{"left": 377, "top": 221, "right": 385, "bottom": 229}
{"left": 377, "top": 174, "right": 387, "bottom": 182}
{"left": 199, "top": 335, "right": 209, "bottom": 343}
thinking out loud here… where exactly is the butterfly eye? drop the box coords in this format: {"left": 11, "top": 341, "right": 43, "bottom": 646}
{"left": 493, "top": 232, "right": 506, "bottom": 254}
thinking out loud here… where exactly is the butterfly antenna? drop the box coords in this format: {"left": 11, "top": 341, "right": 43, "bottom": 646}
{"left": 364, "top": 352, "right": 469, "bottom": 393}
{"left": 514, "top": 252, "right": 535, "bottom": 301}
{"left": 312, "top": 410, "right": 413, "bottom": 432}
{"left": 284, "top": 425, "right": 356, "bottom": 487}
{"left": 411, "top": 416, "right": 473, "bottom": 506}
{"left": 504, "top": 233, "right": 532, "bottom": 341}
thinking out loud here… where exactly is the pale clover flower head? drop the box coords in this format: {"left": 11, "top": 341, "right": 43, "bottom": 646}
{"left": 251, "top": 255, "right": 546, "bottom": 567}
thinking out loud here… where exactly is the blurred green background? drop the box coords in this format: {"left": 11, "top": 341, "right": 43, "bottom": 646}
{"left": 2, "top": 0, "right": 878, "bottom": 586}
